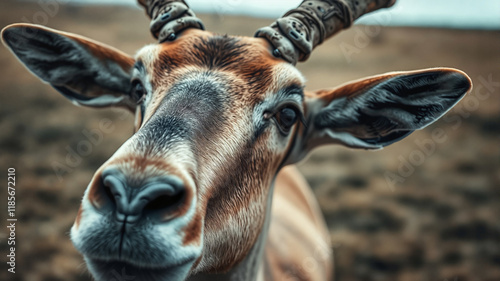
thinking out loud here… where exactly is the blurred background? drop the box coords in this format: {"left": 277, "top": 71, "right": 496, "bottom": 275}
{"left": 0, "top": 0, "right": 498, "bottom": 280}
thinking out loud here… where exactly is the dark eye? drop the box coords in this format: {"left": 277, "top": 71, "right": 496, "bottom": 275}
{"left": 131, "top": 80, "right": 146, "bottom": 104}
{"left": 275, "top": 107, "right": 299, "bottom": 134}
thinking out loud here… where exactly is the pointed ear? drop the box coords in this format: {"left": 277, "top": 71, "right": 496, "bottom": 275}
{"left": 290, "top": 68, "right": 472, "bottom": 162}
{"left": 2, "top": 23, "right": 136, "bottom": 111}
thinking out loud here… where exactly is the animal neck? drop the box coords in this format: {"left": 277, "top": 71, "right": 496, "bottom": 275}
{"left": 187, "top": 181, "right": 276, "bottom": 281}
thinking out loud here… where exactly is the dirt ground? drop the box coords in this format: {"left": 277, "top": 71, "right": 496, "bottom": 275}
{"left": 0, "top": 1, "right": 499, "bottom": 281}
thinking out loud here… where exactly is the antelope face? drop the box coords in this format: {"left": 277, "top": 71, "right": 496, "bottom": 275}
{"left": 2, "top": 20, "right": 471, "bottom": 281}
{"left": 75, "top": 30, "right": 306, "bottom": 279}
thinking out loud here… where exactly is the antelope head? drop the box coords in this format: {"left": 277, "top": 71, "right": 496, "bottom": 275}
{"left": 1, "top": 0, "right": 471, "bottom": 280}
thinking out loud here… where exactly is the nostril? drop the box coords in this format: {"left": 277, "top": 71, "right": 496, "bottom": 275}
{"left": 144, "top": 189, "right": 185, "bottom": 212}
{"left": 133, "top": 183, "right": 186, "bottom": 217}
{"left": 102, "top": 174, "right": 128, "bottom": 214}
{"left": 102, "top": 176, "right": 119, "bottom": 205}
{"left": 102, "top": 181, "right": 116, "bottom": 207}
{"left": 89, "top": 170, "right": 124, "bottom": 212}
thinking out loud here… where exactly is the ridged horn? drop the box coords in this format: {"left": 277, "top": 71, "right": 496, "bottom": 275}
{"left": 138, "top": 0, "right": 205, "bottom": 42}
{"left": 255, "top": 0, "right": 396, "bottom": 64}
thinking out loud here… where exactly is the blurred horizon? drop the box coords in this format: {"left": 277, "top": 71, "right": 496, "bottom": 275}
{"left": 23, "top": 0, "right": 500, "bottom": 30}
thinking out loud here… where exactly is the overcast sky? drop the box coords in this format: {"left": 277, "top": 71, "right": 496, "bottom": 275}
{"left": 66, "top": 0, "right": 500, "bottom": 29}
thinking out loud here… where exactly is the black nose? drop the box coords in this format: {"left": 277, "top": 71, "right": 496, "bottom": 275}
{"left": 100, "top": 168, "right": 185, "bottom": 224}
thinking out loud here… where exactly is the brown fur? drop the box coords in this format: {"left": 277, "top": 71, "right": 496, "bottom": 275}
{"left": 74, "top": 205, "right": 83, "bottom": 229}
{"left": 265, "top": 166, "right": 333, "bottom": 281}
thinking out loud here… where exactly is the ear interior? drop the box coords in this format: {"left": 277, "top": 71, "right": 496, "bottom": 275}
{"left": 2, "top": 23, "right": 135, "bottom": 109}
{"left": 3, "top": 24, "right": 94, "bottom": 85}
{"left": 312, "top": 68, "right": 472, "bottom": 149}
